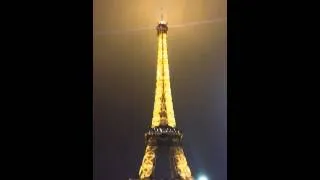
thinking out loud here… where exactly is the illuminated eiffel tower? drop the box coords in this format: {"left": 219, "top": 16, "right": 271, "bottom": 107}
{"left": 130, "top": 17, "right": 193, "bottom": 180}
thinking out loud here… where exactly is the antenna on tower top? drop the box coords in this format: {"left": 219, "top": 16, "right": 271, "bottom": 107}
{"left": 158, "top": 7, "right": 167, "bottom": 25}
{"left": 160, "top": 7, "right": 163, "bottom": 21}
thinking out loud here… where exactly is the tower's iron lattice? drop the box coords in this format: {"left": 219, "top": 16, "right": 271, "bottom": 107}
{"left": 131, "top": 19, "right": 193, "bottom": 180}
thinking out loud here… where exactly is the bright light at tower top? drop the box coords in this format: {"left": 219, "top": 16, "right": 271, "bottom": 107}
{"left": 159, "top": 20, "right": 167, "bottom": 25}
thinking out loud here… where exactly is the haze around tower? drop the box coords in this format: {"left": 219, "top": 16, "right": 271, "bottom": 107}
{"left": 94, "top": 0, "right": 226, "bottom": 179}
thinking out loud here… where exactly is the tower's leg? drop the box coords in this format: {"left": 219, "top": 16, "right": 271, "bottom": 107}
{"left": 169, "top": 147, "right": 178, "bottom": 179}
{"left": 170, "top": 146, "right": 193, "bottom": 180}
{"left": 139, "top": 145, "right": 158, "bottom": 179}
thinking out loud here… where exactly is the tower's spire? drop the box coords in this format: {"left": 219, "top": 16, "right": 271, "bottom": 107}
{"left": 153, "top": 17, "right": 174, "bottom": 127}
{"left": 160, "top": 7, "right": 163, "bottom": 21}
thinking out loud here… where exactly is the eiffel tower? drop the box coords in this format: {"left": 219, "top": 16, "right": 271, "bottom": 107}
{"left": 130, "top": 17, "right": 194, "bottom": 180}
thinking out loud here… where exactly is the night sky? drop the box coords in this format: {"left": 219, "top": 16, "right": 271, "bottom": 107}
{"left": 93, "top": 0, "right": 226, "bottom": 179}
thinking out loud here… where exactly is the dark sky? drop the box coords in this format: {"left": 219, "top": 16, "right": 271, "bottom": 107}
{"left": 93, "top": 0, "right": 226, "bottom": 179}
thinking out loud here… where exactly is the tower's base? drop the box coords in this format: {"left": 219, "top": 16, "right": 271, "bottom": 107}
{"left": 137, "top": 126, "right": 193, "bottom": 180}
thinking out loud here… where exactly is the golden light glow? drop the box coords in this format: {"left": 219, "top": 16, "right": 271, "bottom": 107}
{"left": 151, "top": 31, "right": 176, "bottom": 128}
{"left": 138, "top": 145, "right": 157, "bottom": 178}
{"left": 138, "top": 22, "right": 193, "bottom": 180}
{"left": 159, "top": 20, "right": 167, "bottom": 24}
{"left": 170, "top": 147, "right": 193, "bottom": 179}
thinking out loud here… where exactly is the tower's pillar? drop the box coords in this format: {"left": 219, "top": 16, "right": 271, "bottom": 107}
{"left": 170, "top": 146, "right": 193, "bottom": 180}
{"left": 139, "top": 145, "right": 158, "bottom": 179}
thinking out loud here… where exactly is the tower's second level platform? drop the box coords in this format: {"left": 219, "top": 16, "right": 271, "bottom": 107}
{"left": 144, "top": 125, "right": 184, "bottom": 146}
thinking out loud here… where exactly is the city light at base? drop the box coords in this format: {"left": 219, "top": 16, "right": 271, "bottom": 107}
{"left": 198, "top": 174, "right": 209, "bottom": 180}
